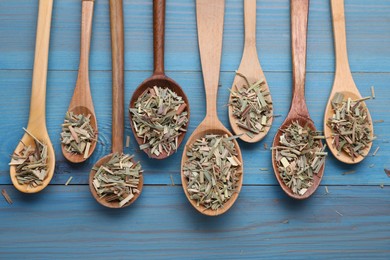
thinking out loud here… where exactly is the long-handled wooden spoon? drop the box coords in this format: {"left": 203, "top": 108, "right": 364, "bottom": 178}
{"left": 271, "top": 0, "right": 324, "bottom": 199}
{"left": 228, "top": 0, "right": 273, "bottom": 143}
{"left": 181, "top": 0, "right": 243, "bottom": 216}
{"left": 324, "top": 0, "right": 373, "bottom": 164}
{"left": 62, "top": 0, "right": 98, "bottom": 163}
{"left": 89, "top": 0, "right": 143, "bottom": 208}
{"left": 10, "top": 0, "right": 55, "bottom": 193}
{"left": 129, "top": 0, "right": 190, "bottom": 160}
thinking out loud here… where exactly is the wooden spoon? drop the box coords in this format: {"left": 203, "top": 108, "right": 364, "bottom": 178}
{"left": 271, "top": 0, "right": 324, "bottom": 199}
{"left": 181, "top": 0, "right": 243, "bottom": 216}
{"left": 129, "top": 0, "right": 190, "bottom": 160}
{"left": 89, "top": 0, "right": 143, "bottom": 208}
{"left": 228, "top": 0, "right": 273, "bottom": 143}
{"left": 10, "top": 0, "right": 55, "bottom": 193}
{"left": 62, "top": 0, "right": 98, "bottom": 163}
{"left": 324, "top": 0, "right": 373, "bottom": 164}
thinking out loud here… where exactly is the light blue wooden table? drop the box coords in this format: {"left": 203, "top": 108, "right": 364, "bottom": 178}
{"left": 0, "top": 0, "right": 389, "bottom": 258}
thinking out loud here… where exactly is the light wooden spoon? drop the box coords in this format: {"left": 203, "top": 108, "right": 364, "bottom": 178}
{"left": 129, "top": 0, "right": 190, "bottom": 160}
{"left": 89, "top": 0, "right": 143, "bottom": 208}
{"left": 181, "top": 0, "right": 243, "bottom": 216}
{"left": 324, "top": 0, "right": 373, "bottom": 164}
{"left": 62, "top": 0, "right": 98, "bottom": 163}
{"left": 228, "top": 0, "right": 273, "bottom": 143}
{"left": 271, "top": 0, "right": 324, "bottom": 199}
{"left": 10, "top": 0, "right": 55, "bottom": 193}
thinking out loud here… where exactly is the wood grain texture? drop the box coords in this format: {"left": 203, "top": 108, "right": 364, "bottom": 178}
{"left": 0, "top": 185, "right": 389, "bottom": 258}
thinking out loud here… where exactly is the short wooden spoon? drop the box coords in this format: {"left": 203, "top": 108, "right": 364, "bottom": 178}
{"left": 89, "top": 0, "right": 143, "bottom": 208}
{"left": 324, "top": 0, "right": 373, "bottom": 164}
{"left": 129, "top": 0, "right": 190, "bottom": 160}
{"left": 62, "top": 0, "right": 98, "bottom": 163}
{"left": 228, "top": 0, "right": 273, "bottom": 143}
{"left": 10, "top": 0, "right": 55, "bottom": 193}
{"left": 181, "top": 0, "right": 243, "bottom": 216}
{"left": 271, "top": 0, "right": 324, "bottom": 199}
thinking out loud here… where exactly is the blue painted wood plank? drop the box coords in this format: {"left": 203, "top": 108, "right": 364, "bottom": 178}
{"left": 0, "top": 70, "right": 389, "bottom": 185}
{"left": 0, "top": 0, "right": 389, "bottom": 72}
{"left": 0, "top": 185, "right": 389, "bottom": 259}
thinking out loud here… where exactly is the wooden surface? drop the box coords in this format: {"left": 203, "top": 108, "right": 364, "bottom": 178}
{"left": 0, "top": 0, "right": 389, "bottom": 258}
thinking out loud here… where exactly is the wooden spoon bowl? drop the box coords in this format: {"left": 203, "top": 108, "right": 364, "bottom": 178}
{"left": 89, "top": 153, "right": 144, "bottom": 209}
{"left": 129, "top": 0, "right": 190, "bottom": 160}
{"left": 129, "top": 75, "right": 190, "bottom": 160}
{"left": 324, "top": 0, "right": 373, "bottom": 164}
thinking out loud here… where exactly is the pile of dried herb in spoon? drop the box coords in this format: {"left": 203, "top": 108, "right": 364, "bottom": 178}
{"left": 60, "top": 111, "right": 96, "bottom": 158}
{"left": 229, "top": 72, "right": 273, "bottom": 138}
{"left": 274, "top": 122, "right": 327, "bottom": 196}
{"left": 183, "top": 134, "right": 242, "bottom": 210}
{"left": 129, "top": 86, "right": 188, "bottom": 157}
{"left": 92, "top": 153, "right": 142, "bottom": 208}
{"left": 9, "top": 128, "right": 48, "bottom": 188}
{"left": 327, "top": 92, "right": 373, "bottom": 160}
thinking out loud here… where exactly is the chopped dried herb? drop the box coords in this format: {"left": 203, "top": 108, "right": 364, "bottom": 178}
{"left": 327, "top": 92, "right": 373, "bottom": 161}
{"left": 228, "top": 71, "right": 273, "bottom": 138}
{"left": 1, "top": 189, "right": 13, "bottom": 205}
{"left": 60, "top": 111, "right": 96, "bottom": 158}
{"left": 274, "top": 121, "right": 327, "bottom": 196}
{"left": 183, "top": 134, "right": 242, "bottom": 211}
{"left": 384, "top": 168, "right": 390, "bottom": 178}
{"left": 130, "top": 86, "right": 188, "bottom": 157}
{"left": 9, "top": 128, "right": 48, "bottom": 188}
{"left": 92, "top": 153, "right": 142, "bottom": 207}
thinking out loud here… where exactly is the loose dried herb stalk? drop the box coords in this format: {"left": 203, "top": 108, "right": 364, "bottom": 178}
{"left": 274, "top": 122, "right": 327, "bottom": 196}
{"left": 327, "top": 92, "right": 372, "bottom": 160}
{"left": 92, "top": 153, "right": 142, "bottom": 207}
{"left": 183, "top": 134, "right": 242, "bottom": 211}
{"left": 229, "top": 71, "right": 273, "bottom": 138}
{"left": 130, "top": 86, "right": 188, "bottom": 157}
{"left": 9, "top": 128, "right": 48, "bottom": 188}
{"left": 60, "top": 112, "right": 96, "bottom": 158}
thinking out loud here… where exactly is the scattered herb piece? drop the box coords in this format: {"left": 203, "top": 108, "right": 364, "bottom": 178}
{"left": 273, "top": 121, "right": 327, "bottom": 196}
{"left": 65, "top": 176, "right": 73, "bottom": 186}
{"left": 374, "top": 119, "right": 384, "bottom": 123}
{"left": 342, "top": 170, "right": 356, "bottom": 175}
{"left": 335, "top": 210, "right": 343, "bottom": 217}
{"left": 369, "top": 164, "right": 375, "bottom": 168}
{"left": 371, "top": 86, "right": 375, "bottom": 99}
{"left": 282, "top": 219, "right": 289, "bottom": 224}
{"left": 130, "top": 86, "right": 188, "bottom": 157}
{"left": 384, "top": 168, "right": 390, "bottom": 178}
{"left": 264, "top": 143, "right": 268, "bottom": 150}
{"left": 260, "top": 168, "right": 268, "bottom": 171}
{"left": 126, "top": 135, "right": 130, "bottom": 148}
{"left": 92, "top": 153, "right": 142, "bottom": 207}
{"left": 170, "top": 174, "right": 175, "bottom": 186}
{"left": 183, "top": 134, "right": 242, "bottom": 211}
{"left": 1, "top": 189, "right": 13, "bottom": 205}
{"left": 9, "top": 128, "right": 48, "bottom": 188}
{"left": 380, "top": 184, "right": 384, "bottom": 189}
{"left": 325, "top": 186, "right": 329, "bottom": 194}
{"left": 60, "top": 112, "right": 96, "bottom": 157}
{"left": 372, "top": 146, "right": 380, "bottom": 156}
{"left": 228, "top": 71, "right": 273, "bottom": 136}
{"left": 327, "top": 92, "right": 373, "bottom": 161}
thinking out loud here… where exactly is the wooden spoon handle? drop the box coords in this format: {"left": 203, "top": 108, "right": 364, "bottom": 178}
{"left": 153, "top": 0, "right": 165, "bottom": 75}
{"left": 28, "top": 0, "right": 53, "bottom": 129}
{"left": 331, "top": 0, "right": 352, "bottom": 77}
{"left": 244, "top": 0, "right": 256, "bottom": 49}
{"left": 110, "top": 0, "right": 124, "bottom": 153}
{"left": 78, "top": 0, "right": 94, "bottom": 83}
{"left": 290, "top": 0, "right": 309, "bottom": 116}
{"left": 196, "top": 0, "right": 225, "bottom": 119}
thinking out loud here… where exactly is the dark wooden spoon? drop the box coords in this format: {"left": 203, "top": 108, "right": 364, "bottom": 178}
{"left": 271, "top": 0, "right": 324, "bottom": 200}
{"left": 129, "top": 0, "right": 190, "bottom": 160}
{"left": 89, "top": 0, "right": 143, "bottom": 208}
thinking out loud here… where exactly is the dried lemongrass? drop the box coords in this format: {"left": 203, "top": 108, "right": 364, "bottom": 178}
{"left": 60, "top": 111, "right": 96, "bottom": 157}
{"left": 92, "top": 153, "right": 142, "bottom": 207}
{"left": 130, "top": 86, "right": 188, "bottom": 157}
{"left": 183, "top": 134, "right": 242, "bottom": 211}
{"left": 327, "top": 92, "right": 372, "bottom": 161}
{"left": 228, "top": 71, "right": 273, "bottom": 138}
{"left": 274, "top": 121, "right": 327, "bottom": 196}
{"left": 9, "top": 128, "right": 48, "bottom": 188}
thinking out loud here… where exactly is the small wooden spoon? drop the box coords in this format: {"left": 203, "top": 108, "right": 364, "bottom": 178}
{"left": 271, "top": 0, "right": 324, "bottom": 200}
{"left": 129, "top": 0, "right": 190, "bottom": 160}
{"left": 181, "top": 0, "right": 243, "bottom": 216}
{"left": 89, "top": 0, "right": 143, "bottom": 208}
{"left": 10, "top": 0, "right": 55, "bottom": 194}
{"left": 228, "top": 0, "right": 273, "bottom": 143}
{"left": 324, "top": 0, "right": 373, "bottom": 164}
{"left": 62, "top": 0, "right": 98, "bottom": 163}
